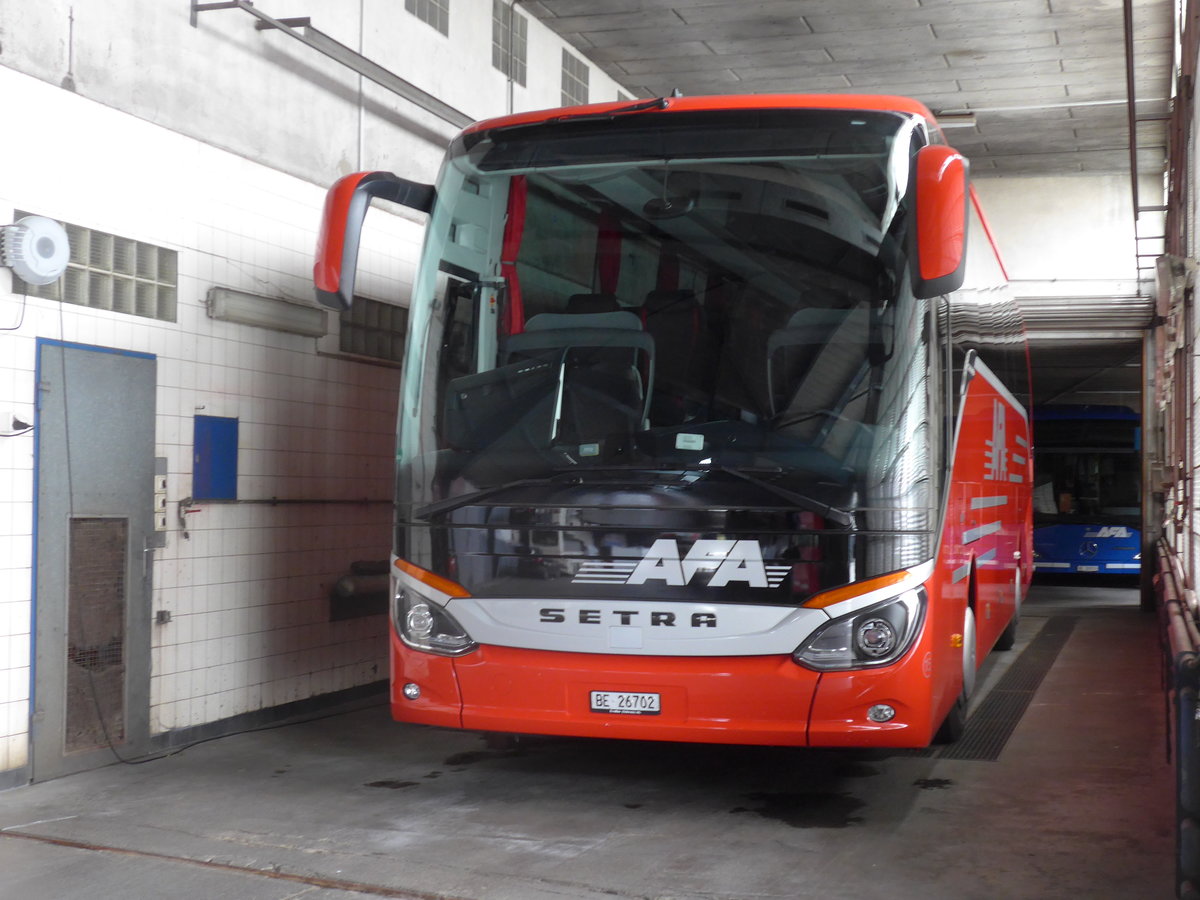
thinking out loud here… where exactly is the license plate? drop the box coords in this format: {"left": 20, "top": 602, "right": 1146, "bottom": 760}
{"left": 1077, "top": 565, "right": 1099, "bottom": 572}
{"left": 590, "top": 690, "right": 661, "bottom": 716}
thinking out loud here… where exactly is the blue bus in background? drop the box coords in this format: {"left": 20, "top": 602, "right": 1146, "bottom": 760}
{"left": 1032, "top": 405, "right": 1141, "bottom": 575}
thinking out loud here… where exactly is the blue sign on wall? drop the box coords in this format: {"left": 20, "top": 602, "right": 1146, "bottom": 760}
{"left": 193, "top": 415, "right": 238, "bottom": 500}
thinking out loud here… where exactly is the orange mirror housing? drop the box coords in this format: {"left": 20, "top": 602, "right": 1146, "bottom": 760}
{"left": 313, "top": 171, "right": 434, "bottom": 310}
{"left": 912, "top": 145, "right": 968, "bottom": 298}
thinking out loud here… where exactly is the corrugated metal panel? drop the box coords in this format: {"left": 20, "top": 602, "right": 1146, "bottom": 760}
{"left": 1014, "top": 293, "right": 1154, "bottom": 336}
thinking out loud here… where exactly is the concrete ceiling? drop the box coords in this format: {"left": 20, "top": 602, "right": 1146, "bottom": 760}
{"left": 525, "top": 0, "right": 1171, "bottom": 409}
{"left": 525, "top": 0, "right": 1174, "bottom": 181}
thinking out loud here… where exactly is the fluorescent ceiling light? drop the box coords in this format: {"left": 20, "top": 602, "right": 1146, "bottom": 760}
{"left": 206, "top": 287, "right": 327, "bottom": 337}
{"left": 935, "top": 113, "right": 977, "bottom": 128}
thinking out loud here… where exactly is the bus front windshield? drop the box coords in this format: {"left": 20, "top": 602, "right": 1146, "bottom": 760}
{"left": 399, "top": 108, "right": 939, "bottom": 572}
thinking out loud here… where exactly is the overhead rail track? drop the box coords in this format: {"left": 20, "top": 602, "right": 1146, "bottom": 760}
{"left": 190, "top": 1, "right": 473, "bottom": 129}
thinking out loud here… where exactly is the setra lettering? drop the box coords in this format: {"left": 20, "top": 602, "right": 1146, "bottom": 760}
{"left": 536, "top": 608, "right": 715, "bottom": 627}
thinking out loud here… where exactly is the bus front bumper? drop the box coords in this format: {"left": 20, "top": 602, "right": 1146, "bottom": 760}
{"left": 390, "top": 633, "right": 939, "bottom": 748}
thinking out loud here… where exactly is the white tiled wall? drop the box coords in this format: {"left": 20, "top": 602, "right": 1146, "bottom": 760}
{"left": 0, "top": 0, "right": 635, "bottom": 780}
{"left": 0, "top": 66, "right": 421, "bottom": 771}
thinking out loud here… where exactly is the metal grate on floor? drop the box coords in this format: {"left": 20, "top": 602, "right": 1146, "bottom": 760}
{"left": 901, "top": 615, "right": 1078, "bottom": 761}
{"left": 939, "top": 615, "right": 1078, "bottom": 761}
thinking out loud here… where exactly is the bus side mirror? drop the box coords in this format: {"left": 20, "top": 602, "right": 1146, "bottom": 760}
{"left": 912, "top": 145, "right": 968, "bottom": 299}
{"left": 313, "top": 171, "right": 434, "bottom": 310}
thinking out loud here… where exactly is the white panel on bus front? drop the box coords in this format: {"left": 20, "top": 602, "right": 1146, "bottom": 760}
{"left": 446, "top": 597, "right": 830, "bottom": 657}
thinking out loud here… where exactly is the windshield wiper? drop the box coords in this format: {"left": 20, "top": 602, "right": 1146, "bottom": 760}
{"left": 531, "top": 463, "right": 855, "bottom": 526}
{"left": 714, "top": 466, "right": 854, "bottom": 528}
{"left": 545, "top": 96, "right": 670, "bottom": 123}
{"left": 480, "top": 97, "right": 672, "bottom": 140}
{"left": 414, "top": 474, "right": 580, "bottom": 520}
{"left": 415, "top": 464, "right": 853, "bottom": 526}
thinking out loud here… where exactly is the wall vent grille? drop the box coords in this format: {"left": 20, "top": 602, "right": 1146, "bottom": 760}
{"left": 492, "top": 0, "right": 527, "bottom": 86}
{"left": 66, "top": 517, "right": 127, "bottom": 753}
{"left": 561, "top": 49, "right": 589, "bottom": 107}
{"left": 405, "top": 0, "right": 449, "bottom": 36}
{"left": 340, "top": 296, "right": 408, "bottom": 363}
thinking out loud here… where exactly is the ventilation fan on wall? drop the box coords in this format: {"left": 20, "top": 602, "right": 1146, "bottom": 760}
{"left": 1, "top": 215, "right": 70, "bottom": 285}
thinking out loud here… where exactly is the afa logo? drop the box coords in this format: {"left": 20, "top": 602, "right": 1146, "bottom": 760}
{"left": 572, "top": 539, "right": 791, "bottom": 588}
{"left": 1083, "top": 526, "right": 1133, "bottom": 539}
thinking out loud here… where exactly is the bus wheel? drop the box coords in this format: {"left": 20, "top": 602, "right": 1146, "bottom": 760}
{"left": 935, "top": 693, "right": 966, "bottom": 744}
{"left": 934, "top": 606, "right": 976, "bottom": 744}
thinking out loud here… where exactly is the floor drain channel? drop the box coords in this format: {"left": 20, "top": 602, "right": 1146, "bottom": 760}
{"left": 938, "top": 615, "right": 1078, "bottom": 762}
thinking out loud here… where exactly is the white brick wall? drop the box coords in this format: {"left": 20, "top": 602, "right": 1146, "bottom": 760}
{"left": 0, "top": 66, "right": 413, "bottom": 769}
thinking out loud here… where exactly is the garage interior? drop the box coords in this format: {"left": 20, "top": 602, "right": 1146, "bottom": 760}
{"left": 0, "top": 0, "right": 1193, "bottom": 897}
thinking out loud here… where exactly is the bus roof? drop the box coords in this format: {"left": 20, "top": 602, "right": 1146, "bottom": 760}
{"left": 461, "top": 93, "right": 942, "bottom": 139}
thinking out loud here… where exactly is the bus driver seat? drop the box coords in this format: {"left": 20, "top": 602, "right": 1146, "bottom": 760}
{"left": 503, "top": 301, "right": 655, "bottom": 448}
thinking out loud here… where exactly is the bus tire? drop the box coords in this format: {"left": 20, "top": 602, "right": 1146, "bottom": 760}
{"left": 934, "top": 691, "right": 966, "bottom": 744}
{"left": 934, "top": 606, "right": 976, "bottom": 744}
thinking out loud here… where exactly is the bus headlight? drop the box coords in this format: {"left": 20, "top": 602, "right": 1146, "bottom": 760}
{"left": 793, "top": 589, "right": 925, "bottom": 671}
{"left": 393, "top": 588, "right": 477, "bottom": 657}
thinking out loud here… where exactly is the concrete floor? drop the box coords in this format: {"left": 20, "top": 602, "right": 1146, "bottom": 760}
{"left": 0, "top": 580, "right": 1173, "bottom": 900}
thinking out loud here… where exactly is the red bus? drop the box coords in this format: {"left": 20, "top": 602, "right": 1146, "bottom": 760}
{"left": 314, "top": 94, "right": 1031, "bottom": 748}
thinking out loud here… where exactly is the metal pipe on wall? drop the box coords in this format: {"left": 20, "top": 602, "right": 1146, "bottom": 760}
{"left": 1124, "top": 0, "right": 1140, "bottom": 221}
